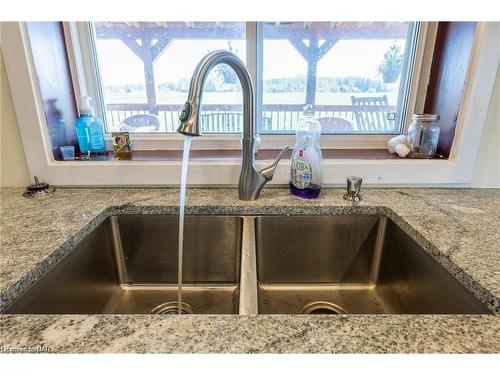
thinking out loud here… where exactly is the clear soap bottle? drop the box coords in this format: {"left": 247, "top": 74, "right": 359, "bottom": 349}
{"left": 289, "top": 105, "right": 323, "bottom": 198}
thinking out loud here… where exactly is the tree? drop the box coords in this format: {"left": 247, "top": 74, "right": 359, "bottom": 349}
{"left": 378, "top": 42, "right": 404, "bottom": 84}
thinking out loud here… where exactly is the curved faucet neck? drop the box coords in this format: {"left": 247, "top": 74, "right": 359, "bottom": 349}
{"left": 178, "top": 50, "right": 255, "bottom": 140}
{"left": 177, "top": 50, "right": 288, "bottom": 201}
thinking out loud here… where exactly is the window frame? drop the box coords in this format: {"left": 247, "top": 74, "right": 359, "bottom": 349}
{"left": 3, "top": 22, "right": 497, "bottom": 186}
{"left": 68, "top": 21, "right": 429, "bottom": 151}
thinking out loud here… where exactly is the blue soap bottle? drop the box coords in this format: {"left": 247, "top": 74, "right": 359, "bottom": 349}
{"left": 76, "top": 96, "right": 106, "bottom": 154}
{"left": 75, "top": 97, "right": 91, "bottom": 154}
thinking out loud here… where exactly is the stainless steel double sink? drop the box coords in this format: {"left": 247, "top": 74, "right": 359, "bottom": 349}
{"left": 3, "top": 214, "right": 491, "bottom": 315}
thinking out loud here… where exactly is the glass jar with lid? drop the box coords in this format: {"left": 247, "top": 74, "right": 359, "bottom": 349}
{"left": 407, "top": 113, "right": 440, "bottom": 158}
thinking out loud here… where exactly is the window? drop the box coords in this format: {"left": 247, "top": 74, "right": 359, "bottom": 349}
{"left": 92, "top": 22, "right": 245, "bottom": 133}
{"left": 259, "top": 22, "right": 417, "bottom": 135}
{"left": 84, "top": 22, "right": 419, "bottom": 137}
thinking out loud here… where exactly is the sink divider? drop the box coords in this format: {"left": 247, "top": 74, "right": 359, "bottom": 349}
{"left": 239, "top": 216, "right": 258, "bottom": 315}
{"left": 110, "top": 216, "right": 129, "bottom": 285}
{"left": 370, "top": 216, "right": 387, "bottom": 284}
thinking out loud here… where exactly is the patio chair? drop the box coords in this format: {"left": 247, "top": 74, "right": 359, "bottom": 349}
{"left": 120, "top": 114, "right": 160, "bottom": 132}
{"left": 350, "top": 95, "right": 393, "bottom": 133}
{"left": 319, "top": 116, "right": 354, "bottom": 133}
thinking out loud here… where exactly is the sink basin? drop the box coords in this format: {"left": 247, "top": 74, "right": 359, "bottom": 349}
{"left": 3, "top": 213, "right": 490, "bottom": 316}
{"left": 255, "top": 215, "right": 490, "bottom": 314}
{"left": 4, "top": 215, "right": 242, "bottom": 314}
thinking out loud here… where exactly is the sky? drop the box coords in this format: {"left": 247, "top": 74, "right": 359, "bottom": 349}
{"left": 95, "top": 27, "right": 406, "bottom": 87}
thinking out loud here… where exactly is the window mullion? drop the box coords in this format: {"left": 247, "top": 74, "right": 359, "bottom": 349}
{"left": 255, "top": 23, "right": 264, "bottom": 137}
{"left": 245, "top": 22, "right": 261, "bottom": 134}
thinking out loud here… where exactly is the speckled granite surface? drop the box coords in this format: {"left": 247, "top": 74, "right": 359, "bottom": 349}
{"left": 1, "top": 314, "right": 498, "bottom": 353}
{"left": 0, "top": 187, "right": 499, "bottom": 353}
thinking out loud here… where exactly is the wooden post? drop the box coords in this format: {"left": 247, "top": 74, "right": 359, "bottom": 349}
{"left": 289, "top": 36, "right": 338, "bottom": 107}
{"left": 142, "top": 39, "right": 158, "bottom": 114}
{"left": 118, "top": 34, "right": 172, "bottom": 116}
{"left": 306, "top": 36, "right": 319, "bottom": 105}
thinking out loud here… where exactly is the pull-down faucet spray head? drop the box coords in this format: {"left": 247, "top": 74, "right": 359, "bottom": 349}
{"left": 177, "top": 101, "right": 200, "bottom": 137}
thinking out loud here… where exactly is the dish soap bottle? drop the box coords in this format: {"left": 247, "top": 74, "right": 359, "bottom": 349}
{"left": 75, "top": 96, "right": 106, "bottom": 154}
{"left": 289, "top": 105, "right": 323, "bottom": 199}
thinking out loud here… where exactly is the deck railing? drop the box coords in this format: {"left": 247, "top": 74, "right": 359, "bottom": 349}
{"left": 105, "top": 103, "right": 396, "bottom": 133}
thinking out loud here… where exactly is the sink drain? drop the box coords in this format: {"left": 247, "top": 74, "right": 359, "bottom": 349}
{"left": 150, "top": 301, "right": 194, "bottom": 315}
{"left": 301, "top": 301, "right": 348, "bottom": 315}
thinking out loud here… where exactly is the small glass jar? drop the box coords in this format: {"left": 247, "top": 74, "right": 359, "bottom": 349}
{"left": 407, "top": 113, "right": 440, "bottom": 158}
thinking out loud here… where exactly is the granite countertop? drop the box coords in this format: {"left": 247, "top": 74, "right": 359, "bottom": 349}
{"left": 0, "top": 187, "right": 499, "bottom": 353}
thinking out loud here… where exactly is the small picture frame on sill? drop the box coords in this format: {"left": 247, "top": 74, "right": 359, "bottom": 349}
{"left": 112, "top": 132, "right": 132, "bottom": 160}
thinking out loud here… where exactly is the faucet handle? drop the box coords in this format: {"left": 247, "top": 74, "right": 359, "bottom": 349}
{"left": 259, "top": 146, "right": 289, "bottom": 181}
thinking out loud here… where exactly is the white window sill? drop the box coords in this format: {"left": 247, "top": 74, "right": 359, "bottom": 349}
{"left": 43, "top": 156, "right": 463, "bottom": 186}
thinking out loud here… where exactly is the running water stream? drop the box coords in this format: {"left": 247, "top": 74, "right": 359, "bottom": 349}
{"left": 177, "top": 135, "right": 193, "bottom": 314}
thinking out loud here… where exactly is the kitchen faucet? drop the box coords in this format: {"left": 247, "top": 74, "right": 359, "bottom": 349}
{"left": 177, "top": 50, "right": 288, "bottom": 201}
